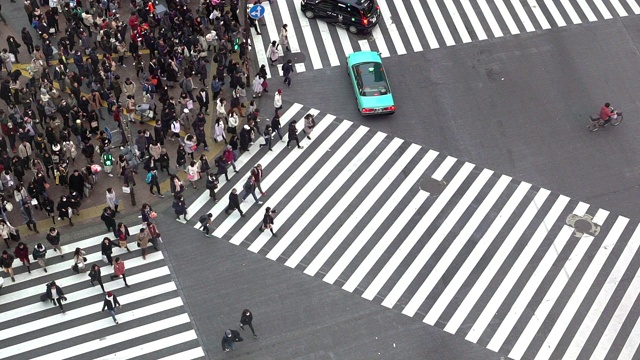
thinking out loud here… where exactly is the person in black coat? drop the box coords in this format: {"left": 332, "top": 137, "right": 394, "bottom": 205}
{"left": 101, "top": 207, "right": 117, "bottom": 236}
{"left": 46, "top": 281, "right": 66, "bottom": 312}
{"left": 100, "top": 237, "right": 115, "bottom": 266}
{"left": 240, "top": 309, "right": 257, "bottom": 338}
{"left": 68, "top": 169, "right": 85, "bottom": 196}
{"left": 221, "top": 329, "right": 243, "bottom": 352}
{"left": 195, "top": 88, "right": 209, "bottom": 114}
{"left": 224, "top": 188, "right": 244, "bottom": 217}
{"left": 56, "top": 196, "right": 73, "bottom": 226}
{"left": 239, "top": 125, "right": 251, "bottom": 152}
{"left": 21, "top": 28, "right": 34, "bottom": 55}
{"left": 102, "top": 291, "right": 122, "bottom": 324}
{"left": 89, "top": 263, "right": 105, "bottom": 292}
{"left": 172, "top": 194, "right": 187, "bottom": 221}
{"left": 287, "top": 121, "right": 303, "bottom": 149}
{"left": 206, "top": 173, "right": 218, "bottom": 202}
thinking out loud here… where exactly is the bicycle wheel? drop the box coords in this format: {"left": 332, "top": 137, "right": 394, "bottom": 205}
{"left": 611, "top": 113, "right": 623, "bottom": 126}
{"left": 588, "top": 121, "right": 600, "bottom": 132}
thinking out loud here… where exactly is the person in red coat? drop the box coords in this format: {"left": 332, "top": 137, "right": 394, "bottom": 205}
{"left": 110, "top": 257, "right": 130, "bottom": 287}
{"left": 14, "top": 242, "right": 30, "bottom": 273}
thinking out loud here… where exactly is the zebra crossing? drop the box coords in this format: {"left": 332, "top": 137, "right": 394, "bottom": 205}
{"left": 186, "top": 102, "right": 640, "bottom": 359}
{"left": 255, "top": 0, "right": 640, "bottom": 77}
{"left": 0, "top": 226, "right": 205, "bottom": 359}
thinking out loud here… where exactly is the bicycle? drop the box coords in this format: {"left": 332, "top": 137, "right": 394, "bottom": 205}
{"left": 587, "top": 109, "right": 623, "bottom": 132}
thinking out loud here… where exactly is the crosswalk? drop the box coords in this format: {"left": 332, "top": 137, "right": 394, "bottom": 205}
{"left": 186, "top": 102, "right": 640, "bottom": 359}
{"left": 0, "top": 226, "right": 205, "bottom": 359}
{"left": 254, "top": 0, "right": 640, "bottom": 77}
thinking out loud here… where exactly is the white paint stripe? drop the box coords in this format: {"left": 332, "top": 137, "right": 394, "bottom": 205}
{"left": 592, "top": 0, "right": 613, "bottom": 18}
{"left": 252, "top": 29, "right": 272, "bottom": 79}
{"left": 593, "top": 228, "right": 640, "bottom": 360}
{"left": 1, "top": 300, "right": 186, "bottom": 359}
{"left": 316, "top": 20, "right": 340, "bottom": 66}
{"left": 0, "top": 267, "right": 172, "bottom": 323}
{"left": 1, "top": 249, "right": 164, "bottom": 298}
{"left": 303, "top": 144, "right": 423, "bottom": 276}
{"left": 554, "top": 216, "right": 632, "bottom": 360}
{"left": 479, "top": 201, "right": 591, "bottom": 347}
{"left": 371, "top": 26, "right": 391, "bottom": 57}
{"left": 0, "top": 281, "right": 177, "bottom": 339}
{"left": 559, "top": 0, "right": 583, "bottom": 23}
{"left": 292, "top": 1, "right": 322, "bottom": 70}
{"left": 28, "top": 313, "right": 191, "bottom": 360}
{"left": 324, "top": 151, "right": 438, "bottom": 285}
{"left": 336, "top": 27, "right": 354, "bottom": 57}
{"left": 358, "top": 39, "right": 371, "bottom": 52}
{"left": 426, "top": 0, "right": 454, "bottom": 46}
{"left": 190, "top": 104, "right": 307, "bottom": 225}
{"left": 267, "top": 132, "right": 386, "bottom": 261}
{"left": 277, "top": 0, "right": 301, "bottom": 53}
{"left": 260, "top": 125, "right": 369, "bottom": 258}
{"left": 575, "top": 0, "right": 598, "bottom": 21}
{"left": 408, "top": 0, "right": 439, "bottom": 48}
{"left": 494, "top": 0, "right": 520, "bottom": 35}
{"left": 262, "top": 3, "right": 284, "bottom": 56}
{"left": 510, "top": 0, "right": 536, "bottom": 31}
{"left": 285, "top": 138, "right": 406, "bottom": 268}
{"left": 442, "top": 0, "right": 472, "bottom": 43}
{"left": 392, "top": 0, "right": 423, "bottom": 51}
{"left": 625, "top": 0, "right": 640, "bottom": 14}
{"left": 361, "top": 156, "right": 459, "bottom": 301}
{"left": 460, "top": 0, "right": 489, "bottom": 40}
{"left": 463, "top": 197, "right": 578, "bottom": 341}
{"left": 382, "top": 165, "right": 489, "bottom": 309}
{"left": 542, "top": 0, "right": 567, "bottom": 26}
{"left": 402, "top": 175, "right": 512, "bottom": 317}
{"left": 610, "top": 0, "right": 629, "bottom": 15}
{"left": 157, "top": 347, "right": 206, "bottom": 360}
{"left": 424, "top": 182, "right": 531, "bottom": 325}
{"left": 511, "top": 210, "right": 613, "bottom": 360}
{"left": 477, "top": 0, "right": 504, "bottom": 37}
{"left": 11, "top": 225, "right": 143, "bottom": 270}
{"left": 98, "top": 330, "right": 199, "bottom": 360}
{"left": 377, "top": 0, "right": 408, "bottom": 54}
{"left": 528, "top": 0, "right": 552, "bottom": 29}
{"left": 343, "top": 192, "right": 428, "bottom": 293}
{"left": 238, "top": 118, "right": 347, "bottom": 248}
{"left": 295, "top": 63, "right": 306, "bottom": 73}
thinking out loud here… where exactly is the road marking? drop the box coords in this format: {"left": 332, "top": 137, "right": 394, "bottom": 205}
{"left": 426, "top": 0, "right": 455, "bottom": 46}
{"left": 316, "top": 20, "right": 341, "bottom": 66}
{"left": 407, "top": 0, "right": 439, "bottom": 48}
{"left": 559, "top": 0, "right": 583, "bottom": 23}
{"left": 99, "top": 330, "right": 199, "bottom": 360}
{"left": 527, "top": 0, "right": 552, "bottom": 29}
{"left": 592, "top": 0, "right": 613, "bottom": 18}
{"left": 157, "top": 347, "right": 207, "bottom": 360}
{"left": 424, "top": 181, "right": 531, "bottom": 325}
{"left": 392, "top": 0, "right": 423, "bottom": 51}
{"left": 336, "top": 27, "right": 354, "bottom": 56}
{"left": 442, "top": 0, "right": 472, "bottom": 43}
{"left": 262, "top": 3, "right": 284, "bottom": 56}
{"left": 285, "top": 138, "right": 405, "bottom": 269}
{"left": 575, "top": 0, "right": 598, "bottom": 21}
{"left": 252, "top": 29, "right": 272, "bottom": 78}
{"left": 361, "top": 156, "right": 458, "bottom": 300}
{"left": 549, "top": 216, "right": 631, "bottom": 360}
{"left": 465, "top": 199, "right": 583, "bottom": 343}
{"left": 358, "top": 39, "right": 371, "bottom": 51}
{"left": 626, "top": 0, "right": 640, "bottom": 15}
{"left": 610, "top": 0, "right": 629, "bottom": 16}
{"left": 402, "top": 175, "right": 512, "bottom": 317}
{"left": 377, "top": 0, "right": 407, "bottom": 54}
{"left": 267, "top": 131, "right": 386, "bottom": 261}
{"left": 460, "top": 0, "right": 488, "bottom": 40}
{"left": 277, "top": 0, "right": 301, "bottom": 52}
{"left": 371, "top": 26, "right": 391, "bottom": 57}
{"left": 542, "top": 0, "right": 567, "bottom": 26}
{"left": 494, "top": 0, "right": 520, "bottom": 35}
{"left": 511, "top": 0, "right": 536, "bottom": 31}
{"left": 295, "top": 9, "right": 322, "bottom": 70}
{"left": 477, "top": 0, "right": 504, "bottom": 37}
{"left": 323, "top": 150, "right": 438, "bottom": 285}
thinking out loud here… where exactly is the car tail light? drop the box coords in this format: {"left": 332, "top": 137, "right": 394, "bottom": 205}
{"left": 361, "top": 108, "right": 374, "bottom": 114}
{"left": 362, "top": 17, "right": 369, "bottom": 26}
{"left": 384, "top": 106, "right": 396, "bottom": 111}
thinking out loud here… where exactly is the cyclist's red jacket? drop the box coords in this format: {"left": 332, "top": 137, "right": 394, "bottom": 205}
{"left": 600, "top": 106, "right": 614, "bottom": 120}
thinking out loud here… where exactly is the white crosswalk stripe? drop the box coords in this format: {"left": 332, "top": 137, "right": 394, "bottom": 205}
{"left": 250, "top": 0, "right": 638, "bottom": 77}
{"left": 0, "top": 229, "right": 204, "bottom": 359}
{"left": 183, "top": 102, "right": 640, "bottom": 359}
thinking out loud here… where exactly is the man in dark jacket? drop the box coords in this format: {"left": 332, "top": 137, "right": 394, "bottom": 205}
{"left": 68, "top": 169, "right": 85, "bottom": 196}
{"left": 221, "top": 329, "right": 243, "bottom": 352}
{"left": 102, "top": 291, "right": 122, "bottom": 324}
{"left": 1, "top": 250, "right": 15, "bottom": 282}
{"left": 224, "top": 188, "right": 244, "bottom": 217}
{"left": 46, "top": 281, "right": 66, "bottom": 312}
{"left": 195, "top": 88, "right": 209, "bottom": 114}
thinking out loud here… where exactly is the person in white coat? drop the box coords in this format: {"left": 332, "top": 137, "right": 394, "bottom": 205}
{"left": 106, "top": 187, "right": 119, "bottom": 213}
{"left": 273, "top": 89, "right": 283, "bottom": 119}
{"left": 252, "top": 74, "right": 264, "bottom": 98}
{"left": 170, "top": 119, "right": 181, "bottom": 141}
{"left": 279, "top": 24, "right": 290, "bottom": 52}
{"left": 214, "top": 117, "right": 227, "bottom": 143}
{"left": 268, "top": 40, "right": 279, "bottom": 66}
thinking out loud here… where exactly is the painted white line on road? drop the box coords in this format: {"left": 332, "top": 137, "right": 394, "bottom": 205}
{"left": 408, "top": 0, "right": 439, "bottom": 48}
{"left": 358, "top": 39, "right": 371, "bottom": 52}
{"left": 277, "top": 0, "right": 301, "bottom": 52}
{"left": 527, "top": 0, "right": 552, "bottom": 29}
{"left": 316, "top": 21, "right": 341, "bottom": 66}
{"left": 252, "top": 29, "right": 272, "bottom": 79}
{"left": 426, "top": 0, "right": 455, "bottom": 46}
{"left": 377, "top": 0, "right": 407, "bottom": 54}
{"left": 592, "top": 0, "right": 613, "bottom": 18}
{"left": 371, "top": 25, "right": 391, "bottom": 57}
{"left": 510, "top": 0, "right": 536, "bottom": 31}
{"left": 295, "top": 5, "right": 322, "bottom": 69}
{"left": 559, "top": 0, "right": 582, "bottom": 23}
{"left": 392, "top": 0, "right": 423, "bottom": 51}
{"left": 575, "top": 0, "right": 598, "bottom": 21}
{"left": 477, "top": 0, "right": 504, "bottom": 37}
{"left": 336, "top": 27, "right": 354, "bottom": 57}
{"left": 460, "top": 0, "right": 488, "bottom": 40}
{"left": 494, "top": 0, "right": 520, "bottom": 35}
{"left": 99, "top": 330, "right": 199, "bottom": 360}
{"left": 625, "top": 0, "right": 640, "bottom": 15}
{"left": 442, "top": 0, "right": 472, "bottom": 43}
{"left": 542, "top": 0, "right": 567, "bottom": 26}
{"left": 156, "top": 347, "right": 206, "bottom": 360}
{"left": 610, "top": 0, "right": 629, "bottom": 16}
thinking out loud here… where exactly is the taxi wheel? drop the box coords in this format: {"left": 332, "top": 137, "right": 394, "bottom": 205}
{"left": 348, "top": 25, "right": 358, "bottom": 34}
{"left": 304, "top": 11, "right": 315, "bottom": 19}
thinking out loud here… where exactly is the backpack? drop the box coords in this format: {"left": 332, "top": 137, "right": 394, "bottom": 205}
{"left": 145, "top": 172, "right": 153, "bottom": 184}
{"left": 198, "top": 215, "right": 207, "bottom": 224}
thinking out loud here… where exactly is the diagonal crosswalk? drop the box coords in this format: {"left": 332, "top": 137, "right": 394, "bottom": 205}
{"left": 186, "top": 102, "right": 640, "bottom": 359}
{"left": 0, "top": 227, "right": 204, "bottom": 359}
{"left": 255, "top": 0, "right": 640, "bottom": 77}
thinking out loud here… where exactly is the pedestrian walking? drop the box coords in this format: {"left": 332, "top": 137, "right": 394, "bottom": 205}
{"left": 173, "top": 194, "right": 188, "bottom": 222}
{"left": 280, "top": 24, "right": 290, "bottom": 52}
{"left": 102, "top": 291, "right": 122, "bottom": 324}
{"left": 146, "top": 221, "right": 161, "bottom": 251}
{"left": 251, "top": 164, "right": 266, "bottom": 196}
{"left": 89, "top": 263, "right": 105, "bottom": 293}
{"left": 268, "top": 41, "right": 279, "bottom": 66}
{"left": 46, "top": 227, "right": 63, "bottom": 257}
{"left": 116, "top": 223, "right": 131, "bottom": 252}
{"left": 214, "top": 117, "right": 227, "bottom": 143}
{"left": 186, "top": 161, "right": 200, "bottom": 189}
{"left": 242, "top": 176, "right": 264, "bottom": 205}
{"left": 136, "top": 227, "right": 151, "bottom": 260}
{"left": 1, "top": 250, "right": 15, "bottom": 282}
{"left": 274, "top": 89, "right": 283, "bottom": 119}
{"left": 260, "top": 124, "right": 273, "bottom": 151}
{"left": 101, "top": 237, "right": 115, "bottom": 266}
{"left": 287, "top": 121, "right": 303, "bottom": 149}
{"left": 57, "top": 195, "right": 74, "bottom": 226}
{"left": 221, "top": 329, "right": 244, "bottom": 352}
{"left": 225, "top": 188, "right": 245, "bottom": 217}
{"left": 32, "top": 243, "right": 47, "bottom": 273}
{"left": 206, "top": 173, "right": 219, "bottom": 202}
{"left": 282, "top": 59, "right": 294, "bottom": 87}
{"left": 271, "top": 116, "right": 283, "bottom": 141}
{"left": 303, "top": 113, "right": 315, "bottom": 140}
{"left": 240, "top": 309, "right": 258, "bottom": 338}
{"left": 106, "top": 188, "right": 119, "bottom": 213}
{"left": 259, "top": 207, "right": 277, "bottom": 236}
{"left": 14, "top": 242, "right": 30, "bottom": 273}
{"left": 46, "top": 281, "right": 67, "bottom": 313}
{"left": 148, "top": 170, "right": 164, "bottom": 197}
{"left": 110, "top": 257, "right": 130, "bottom": 287}
{"left": 101, "top": 207, "right": 117, "bottom": 236}
{"left": 198, "top": 213, "right": 214, "bottom": 237}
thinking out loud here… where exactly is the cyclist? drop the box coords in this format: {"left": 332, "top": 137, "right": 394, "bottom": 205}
{"left": 600, "top": 102, "right": 616, "bottom": 123}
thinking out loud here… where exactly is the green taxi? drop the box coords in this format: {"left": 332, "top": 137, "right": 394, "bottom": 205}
{"left": 346, "top": 51, "right": 395, "bottom": 115}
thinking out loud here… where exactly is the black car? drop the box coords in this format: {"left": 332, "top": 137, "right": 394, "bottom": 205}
{"left": 300, "top": 0, "right": 380, "bottom": 34}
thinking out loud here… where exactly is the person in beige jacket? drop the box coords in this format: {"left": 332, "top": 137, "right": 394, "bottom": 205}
{"left": 136, "top": 227, "right": 151, "bottom": 260}
{"left": 122, "top": 77, "right": 136, "bottom": 98}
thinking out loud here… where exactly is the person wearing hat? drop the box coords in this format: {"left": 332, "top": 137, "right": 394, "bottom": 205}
{"left": 102, "top": 291, "right": 122, "bottom": 324}
{"left": 221, "top": 329, "right": 243, "bottom": 352}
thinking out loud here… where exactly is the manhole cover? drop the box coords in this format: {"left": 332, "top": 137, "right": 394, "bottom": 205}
{"left": 420, "top": 178, "right": 446, "bottom": 196}
{"left": 284, "top": 52, "right": 306, "bottom": 63}
{"left": 566, "top": 214, "right": 600, "bottom": 237}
